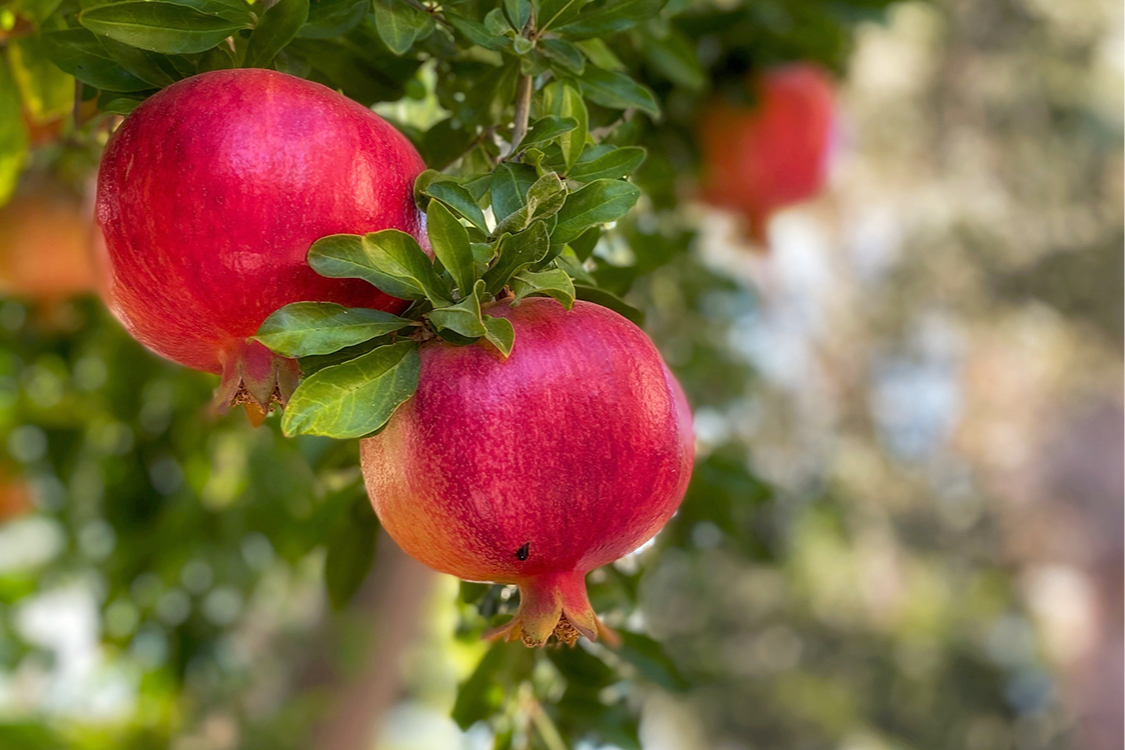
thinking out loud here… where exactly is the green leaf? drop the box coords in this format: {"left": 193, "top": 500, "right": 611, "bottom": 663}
{"left": 244, "top": 0, "right": 309, "bottom": 68}
{"left": 96, "top": 38, "right": 181, "bottom": 88}
{"left": 282, "top": 341, "right": 420, "bottom": 438}
{"left": 372, "top": 0, "right": 431, "bottom": 56}
{"left": 482, "top": 315, "right": 515, "bottom": 357}
{"left": 299, "top": 0, "right": 367, "bottom": 38}
{"left": 569, "top": 145, "right": 646, "bottom": 181}
{"left": 0, "top": 60, "right": 28, "bottom": 208}
{"left": 555, "top": 0, "right": 664, "bottom": 39}
{"left": 427, "top": 281, "right": 486, "bottom": 339}
{"left": 493, "top": 171, "right": 566, "bottom": 236}
{"left": 504, "top": 0, "right": 530, "bottom": 31}
{"left": 516, "top": 115, "right": 577, "bottom": 152}
{"left": 552, "top": 179, "right": 640, "bottom": 244}
{"left": 537, "top": 0, "right": 590, "bottom": 32}
{"left": 167, "top": 0, "right": 254, "bottom": 24}
{"left": 79, "top": 3, "right": 247, "bottom": 55}
{"left": 452, "top": 642, "right": 535, "bottom": 729}
{"left": 421, "top": 180, "right": 488, "bottom": 234}
{"left": 255, "top": 302, "right": 414, "bottom": 357}
{"left": 539, "top": 37, "right": 584, "bottom": 75}
{"left": 37, "top": 28, "right": 154, "bottom": 92}
{"left": 490, "top": 162, "right": 538, "bottom": 224}
{"left": 544, "top": 81, "right": 587, "bottom": 171}
{"left": 309, "top": 231, "right": 452, "bottom": 305}
{"left": 446, "top": 12, "right": 508, "bottom": 51}
{"left": 578, "top": 66, "right": 660, "bottom": 117}
{"left": 427, "top": 199, "right": 476, "bottom": 298}
{"left": 97, "top": 94, "right": 145, "bottom": 114}
{"left": 511, "top": 267, "right": 575, "bottom": 308}
{"left": 640, "top": 27, "right": 705, "bottom": 90}
{"left": 574, "top": 284, "right": 643, "bottom": 324}
{"left": 483, "top": 220, "right": 550, "bottom": 293}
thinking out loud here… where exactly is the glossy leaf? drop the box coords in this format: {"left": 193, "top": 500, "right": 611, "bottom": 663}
{"left": 421, "top": 180, "right": 488, "bottom": 234}
{"left": 574, "top": 284, "right": 644, "bottom": 324}
{"left": 79, "top": 3, "right": 247, "bottom": 55}
{"left": 427, "top": 199, "right": 476, "bottom": 298}
{"left": 539, "top": 37, "right": 585, "bottom": 75}
{"left": 552, "top": 179, "right": 640, "bottom": 244}
{"left": 482, "top": 315, "right": 515, "bottom": 357}
{"left": 569, "top": 145, "right": 646, "bottom": 181}
{"left": 37, "top": 28, "right": 154, "bottom": 92}
{"left": 490, "top": 162, "right": 538, "bottom": 223}
{"left": 545, "top": 81, "right": 588, "bottom": 171}
{"left": 555, "top": 0, "right": 664, "bottom": 39}
{"left": 511, "top": 267, "right": 575, "bottom": 308}
{"left": 244, "top": 0, "right": 310, "bottom": 68}
{"left": 427, "top": 282, "right": 487, "bottom": 339}
{"left": 483, "top": 220, "right": 551, "bottom": 293}
{"left": 373, "top": 0, "right": 432, "bottom": 55}
{"left": 493, "top": 172, "right": 566, "bottom": 236}
{"left": 516, "top": 115, "right": 578, "bottom": 152}
{"left": 537, "top": 0, "right": 590, "bottom": 32}
{"left": 578, "top": 66, "right": 660, "bottom": 117}
{"left": 309, "top": 231, "right": 452, "bottom": 305}
{"left": 254, "top": 302, "right": 414, "bottom": 357}
{"left": 282, "top": 341, "right": 420, "bottom": 438}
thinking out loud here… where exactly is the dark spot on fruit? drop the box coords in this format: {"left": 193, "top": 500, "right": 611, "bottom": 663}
{"left": 515, "top": 542, "right": 530, "bottom": 561}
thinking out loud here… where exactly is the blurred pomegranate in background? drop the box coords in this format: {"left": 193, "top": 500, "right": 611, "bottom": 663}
{"left": 0, "top": 175, "right": 97, "bottom": 319}
{"left": 697, "top": 62, "right": 836, "bottom": 248}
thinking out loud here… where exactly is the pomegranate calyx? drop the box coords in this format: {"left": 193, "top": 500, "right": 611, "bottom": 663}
{"left": 214, "top": 339, "right": 301, "bottom": 421}
{"left": 483, "top": 570, "right": 617, "bottom": 649}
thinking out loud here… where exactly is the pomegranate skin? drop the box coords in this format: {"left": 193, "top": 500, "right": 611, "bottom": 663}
{"left": 96, "top": 69, "right": 426, "bottom": 408}
{"left": 698, "top": 63, "right": 836, "bottom": 245}
{"left": 360, "top": 298, "right": 694, "bottom": 646}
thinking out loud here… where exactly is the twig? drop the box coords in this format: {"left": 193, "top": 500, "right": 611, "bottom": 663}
{"left": 507, "top": 74, "right": 534, "bottom": 158}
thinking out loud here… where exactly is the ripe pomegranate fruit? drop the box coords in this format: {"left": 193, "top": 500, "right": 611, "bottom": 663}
{"left": 697, "top": 62, "right": 836, "bottom": 247}
{"left": 361, "top": 298, "right": 694, "bottom": 647}
{"left": 96, "top": 69, "right": 426, "bottom": 416}
{"left": 0, "top": 176, "right": 97, "bottom": 310}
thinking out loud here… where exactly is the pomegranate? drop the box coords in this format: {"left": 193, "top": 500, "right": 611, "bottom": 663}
{"left": 95, "top": 69, "right": 426, "bottom": 416}
{"left": 360, "top": 298, "right": 694, "bottom": 647}
{"left": 698, "top": 62, "right": 836, "bottom": 246}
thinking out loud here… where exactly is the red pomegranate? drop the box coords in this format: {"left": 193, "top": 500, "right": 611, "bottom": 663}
{"left": 698, "top": 62, "right": 836, "bottom": 247}
{"left": 96, "top": 69, "right": 426, "bottom": 416}
{"left": 360, "top": 298, "right": 694, "bottom": 647}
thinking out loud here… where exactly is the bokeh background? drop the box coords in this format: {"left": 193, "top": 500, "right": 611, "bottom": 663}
{"left": 0, "top": 0, "right": 1120, "bottom": 749}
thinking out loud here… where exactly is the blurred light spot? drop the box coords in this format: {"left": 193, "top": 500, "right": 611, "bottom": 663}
{"left": 8, "top": 425, "right": 48, "bottom": 463}
{"left": 130, "top": 625, "right": 168, "bottom": 669}
{"left": 130, "top": 573, "right": 163, "bottom": 609}
{"left": 0, "top": 516, "right": 64, "bottom": 571}
{"left": 691, "top": 521, "right": 723, "bottom": 550}
{"left": 240, "top": 533, "right": 274, "bottom": 571}
{"left": 986, "top": 615, "right": 1038, "bottom": 667}
{"left": 692, "top": 408, "right": 731, "bottom": 446}
{"left": 156, "top": 589, "right": 192, "bottom": 626}
{"left": 1005, "top": 668, "right": 1054, "bottom": 715}
{"left": 32, "top": 473, "right": 66, "bottom": 512}
{"left": 93, "top": 422, "right": 135, "bottom": 456}
{"left": 105, "top": 599, "right": 139, "bottom": 639}
{"left": 78, "top": 520, "right": 116, "bottom": 561}
{"left": 181, "top": 559, "right": 214, "bottom": 594}
{"left": 25, "top": 365, "right": 63, "bottom": 409}
{"left": 73, "top": 356, "right": 108, "bottom": 392}
{"left": 203, "top": 587, "right": 243, "bottom": 626}
{"left": 149, "top": 457, "right": 184, "bottom": 496}
{"left": 378, "top": 701, "right": 465, "bottom": 750}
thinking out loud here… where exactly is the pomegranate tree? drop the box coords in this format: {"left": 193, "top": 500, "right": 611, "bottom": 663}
{"left": 359, "top": 298, "right": 694, "bottom": 646}
{"left": 698, "top": 63, "right": 836, "bottom": 246}
{"left": 95, "top": 69, "right": 426, "bottom": 417}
